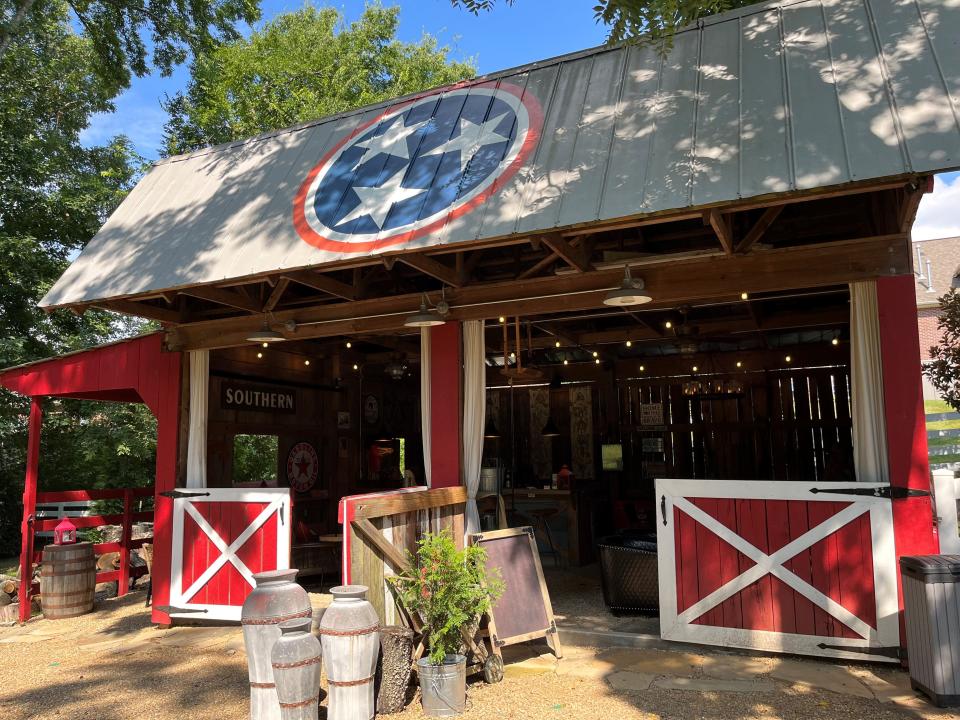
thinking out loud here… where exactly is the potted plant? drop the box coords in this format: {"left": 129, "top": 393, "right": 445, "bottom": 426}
{"left": 389, "top": 530, "right": 502, "bottom": 717}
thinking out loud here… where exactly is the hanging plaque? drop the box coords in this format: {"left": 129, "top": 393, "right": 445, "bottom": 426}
{"left": 639, "top": 402, "right": 664, "bottom": 426}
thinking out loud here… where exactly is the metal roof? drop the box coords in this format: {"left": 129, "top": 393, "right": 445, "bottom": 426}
{"left": 42, "top": 0, "right": 960, "bottom": 309}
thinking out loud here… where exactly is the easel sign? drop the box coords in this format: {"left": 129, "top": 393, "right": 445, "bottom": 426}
{"left": 471, "top": 527, "right": 562, "bottom": 658}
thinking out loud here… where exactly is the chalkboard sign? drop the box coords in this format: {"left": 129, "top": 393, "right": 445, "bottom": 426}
{"left": 471, "top": 527, "right": 562, "bottom": 657}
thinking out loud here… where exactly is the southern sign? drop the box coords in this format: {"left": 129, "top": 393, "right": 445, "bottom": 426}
{"left": 286, "top": 441, "right": 319, "bottom": 493}
{"left": 221, "top": 381, "right": 296, "bottom": 414}
{"left": 294, "top": 84, "right": 542, "bottom": 252}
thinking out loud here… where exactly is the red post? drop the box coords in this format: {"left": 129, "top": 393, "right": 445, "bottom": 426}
{"left": 430, "top": 322, "right": 463, "bottom": 488}
{"left": 876, "top": 276, "right": 939, "bottom": 640}
{"left": 118, "top": 488, "right": 132, "bottom": 596}
{"left": 19, "top": 398, "right": 41, "bottom": 623}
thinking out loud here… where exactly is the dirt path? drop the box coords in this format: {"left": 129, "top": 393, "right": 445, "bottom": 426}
{"left": 0, "top": 591, "right": 955, "bottom": 720}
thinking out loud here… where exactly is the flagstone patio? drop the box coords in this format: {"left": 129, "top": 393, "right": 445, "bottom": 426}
{"left": 0, "top": 590, "right": 954, "bottom": 720}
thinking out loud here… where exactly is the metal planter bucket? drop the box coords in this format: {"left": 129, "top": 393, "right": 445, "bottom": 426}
{"left": 417, "top": 654, "right": 466, "bottom": 717}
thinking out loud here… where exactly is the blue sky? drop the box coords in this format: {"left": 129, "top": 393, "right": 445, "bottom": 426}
{"left": 79, "top": 1, "right": 607, "bottom": 160}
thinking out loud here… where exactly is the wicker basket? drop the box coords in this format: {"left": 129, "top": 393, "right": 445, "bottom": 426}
{"left": 597, "top": 535, "right": 659, "bottom": 614}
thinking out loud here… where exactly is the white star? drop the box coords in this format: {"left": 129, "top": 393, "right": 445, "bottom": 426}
{"left": 336, "top": 166, "right": 426, "bottom": 230}
{"left": 422, "top": 113, "right": 510, "bottom": 173}
{"left": 354, "top": 115, "right": 431, "bottom": 161}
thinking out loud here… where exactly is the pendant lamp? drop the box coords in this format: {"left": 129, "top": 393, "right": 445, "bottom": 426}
{"left": 603, "top": 266, "right": 653, "bottom": 306}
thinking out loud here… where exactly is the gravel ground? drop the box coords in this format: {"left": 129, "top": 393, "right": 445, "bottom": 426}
{"left": 1, "top": 590, "right": 957, "bottom": 720}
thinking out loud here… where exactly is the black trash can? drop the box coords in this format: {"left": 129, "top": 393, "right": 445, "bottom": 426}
{"left": 900, "top": 555, "right": 960, "bottom": 707}
{"left": 597, "top": 534, "right": 658, "bottom": 614}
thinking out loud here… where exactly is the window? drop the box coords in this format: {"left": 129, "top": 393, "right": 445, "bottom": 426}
{"left": 232, "top": 434, "right": 279, "bottom": 487}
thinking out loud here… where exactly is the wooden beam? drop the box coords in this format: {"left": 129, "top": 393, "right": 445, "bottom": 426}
{"left": 180, "top": 286, "right": 261, "bottom": 313}
{"left": 736, "top": 206, "right": 784, "bottom": 254}
{"left": 541, "top": 233, "right": 591, "bottom": 272}
{"left": 165, "top": 233, "right": 909, "bottom": 351}
{"left": 396, "top": 254, "right": 461, "bottom": 287}
{"left": 283, "top": 270, "right": 357, "bottom": 301}
{"left": 96, "top": 300, "right": 181, "bottom": 324}
{"left": 706, "top": 209, "right": 735, "bottom": 255}
{"left": 262, "top": 278, "right": 290, "bottom": 313}
{"left": 898, "top": 184, "right": 928, "bottom": 234}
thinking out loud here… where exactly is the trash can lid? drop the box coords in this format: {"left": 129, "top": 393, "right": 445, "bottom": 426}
{"left": 899, "top": 555, "right": 960, "bottom": 583}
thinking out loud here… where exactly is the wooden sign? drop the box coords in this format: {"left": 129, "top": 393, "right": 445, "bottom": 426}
{"left": 471, "top": 527, "right": 562, "bottom": 657}
{"left": 639, "top": 402, "right": 664, "bottom": 426}
{"left": 221, "top": 381, "right": 296, "bottom": 414}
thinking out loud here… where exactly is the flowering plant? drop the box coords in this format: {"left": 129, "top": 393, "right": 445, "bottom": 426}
{"left": 389, "top": 530, "right": 503, "bottom": 665}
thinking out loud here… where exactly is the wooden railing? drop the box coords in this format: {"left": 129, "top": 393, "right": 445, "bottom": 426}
{"left": 22, "top": 487, "right": 154, "bottom": 620}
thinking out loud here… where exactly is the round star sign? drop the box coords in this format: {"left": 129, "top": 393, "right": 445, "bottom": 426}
{"left": 286, "top": 441, "right": 319, "bottom": 493}
{"left": 294, "top": 84, "right": 542, "bottom": 253}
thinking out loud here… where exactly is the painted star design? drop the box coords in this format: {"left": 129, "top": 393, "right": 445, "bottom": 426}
{"left": 295, "top": 455, "right": 311, "bottom": 478}
{"left": 337, "top": 166, "right": 426, "bottom": 229}
{"left": 354, "top": 116, "right": 431, "bottom": 161}
{"left": 422, "top": 113, "right": 510, "bottom": 173}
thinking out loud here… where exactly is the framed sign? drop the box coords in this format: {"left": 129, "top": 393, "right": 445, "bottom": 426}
{"left": 286, "top": 441, "right": 319, "bottom": 493}
{"left": 363, "top": 394, "right": 380, "bottom": 425}
{"left": 639, "top": 402, "right": 664, "bottom": 426}
{"left": 337, "top": 411, "right": 351, "bottom": 429}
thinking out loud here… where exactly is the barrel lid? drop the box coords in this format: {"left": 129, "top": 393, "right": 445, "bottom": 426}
{"left": 900, "top": 555, "right": 960, "bottom": 582}
{"left": 42, "top": 541, "right": 92, "bottom": 552}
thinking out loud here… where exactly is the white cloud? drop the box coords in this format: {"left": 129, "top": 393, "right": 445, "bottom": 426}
{"left": 914, "top": 171, "right": 960, "bottom": 240}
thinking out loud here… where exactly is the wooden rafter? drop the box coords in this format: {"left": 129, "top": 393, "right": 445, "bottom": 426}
{"left": 262, "top": 278, "right": 290, "bottom": 313}
{"left": 96, "top": 300, "right": 181, "bottom": 324}
{"left": 898, "top": 182, "right": 929, "bottom": 233}
{"left": 283, "top": 270, "right": 357, "bottom": 301}
{"left": 396, "top": 254, "right": 461, "bottom": 287}
{"left": 706, "top": 209, "right": 735, "bottom": 255}
{"left": 736, "top": 206, "right": 784, "bottom": 254}
{"left": 180, "top": 286, "right": 261, "bottom": 313}
{"left": 541, "top": 232, "right": 591, "bottom": 272}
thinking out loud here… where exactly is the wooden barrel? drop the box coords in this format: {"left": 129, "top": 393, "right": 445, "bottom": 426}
{"left": 40, "top": 542, "right": 96, "bottom": 619}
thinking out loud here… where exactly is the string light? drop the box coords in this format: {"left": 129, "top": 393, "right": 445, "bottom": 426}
{"left": 785, "top": 355, "right": 792, "bottom": 363}
{"left": 639, "top": 365, "right": 645, "bottom": 372}
{"left": 595, "top": 358, "right": 600, "bottom": 365}
{"left": 563, "top": 359, "right": 569, "bottom": 366}
{"left": 304, "top": 359, "right": 310, "bottom": 366}
{"left": 740, "top": 292, "right": 749, "bottom": 300}
{"left": 498, "top": 316, "right": 506, "bottom": 323}
{"left": 262, "top": 342, "right": 269, "bottom": 348}
{"left": 664, "top": 321, "right": 672, "bottom": 329}
{"left": 592, "top": 350, "right": 599, "bottom": 358}
{"left": 352, "top": 363, "right": 359, "bottom": 371}
{"left": 736, "top": 361, "right": 743, "bottom": 368}
{"left": 625, "top": 340, "right": 632, "bottom": 347}
{"left": 555, "top": 340, "right": 561, "bottom": 348}
{"left": 831, "top": 338, "right": 839, "bottom": 346}
{"left": 692, "top": 365, "right": 698, "bottom": 372}
{"left": 256, "top": 352, "right": 263, "bottom": 359}
{"left": 346, "top": 341, "right": 352, "bottom": 349}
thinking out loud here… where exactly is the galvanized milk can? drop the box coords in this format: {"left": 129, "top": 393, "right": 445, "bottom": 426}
{"left": 318, "top": 585, "right": 380, "bottom": 720}
{"left": 270, "top": 618, "right": 323, "bottom": 720}
{"left": 241, "top": 570, "right": 312, "bottom": 720}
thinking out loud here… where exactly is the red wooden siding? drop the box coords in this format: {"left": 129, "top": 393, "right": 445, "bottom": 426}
{"left": 675, "top": 498, "right": 876, "bottom": 639}
{"left": 429, "top": 323, "right": 462, "bottom": 488}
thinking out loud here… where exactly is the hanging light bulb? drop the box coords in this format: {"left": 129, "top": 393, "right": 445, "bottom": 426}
{"left": 555, "top": 340, "right": 561, "bottom": 348}
{"left": 625, "top": 340, "right": 632, "bottom": 348}
{"left": 304, "top": 359, "right": 310, "bottom": 366}
{"left": 595, "top": 358, "right": 601, "bottom": 365}
{"left": 692, "top": 365, "right": 699, "bottom": 372}
{"left": 741, "top": 292, "right": 749, "bottom": 300}
{"left": 664, "top": 321, "right": 673, "bottom": 329}
{"left": 563, "top": 359, "right": 569, "bottom": 366}
{"left": 592, "top": 350, "right": 599, "bottom": 358}
{"left": 352, "top": 363, "right": 359, "bottom": 371}
{"left": 262, "top": 342, "right": 269, "bottom": 348}
{"left": 346, "top": 341, "right": 352, "bottom": 349}
{"left": 603, "top": 265, "right": 653, "bottom": 306}
{"left": 256, "top": 352, "right": 263, "bottom": 359}
{"left": 785, "top": 355, "right": 792, "bottom": 363}
{"left": 498, "top": 316, "right": 506, "bottom": 323}
{"left": 831, "top": 338, "right": 839, "bottom": 346}
{"left": 736, "top": 361, "right": 743, "bottom": 368}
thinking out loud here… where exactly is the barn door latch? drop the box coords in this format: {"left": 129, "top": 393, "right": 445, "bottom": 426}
{"left": 160, "top": 490, "right": 211, "bottom": 499}
{"left": 816, "top": 642, "right": 901, "bottom": 660}
{"left": 810, "top": 486, "right": 930, "bottom": 499}
{"left": 660, "top": 495, "right": 667, "bottom": 526}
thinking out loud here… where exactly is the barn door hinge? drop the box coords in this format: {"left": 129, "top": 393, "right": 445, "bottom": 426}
{"left": 547, "top": 621, "right": 558, "bottom": 635}
{"left": 153, "top": 605, "right": 209, "bottom": 615}
{"left": 661, "top": 495, "right": 667, "bottom": 526}
{"left": 816, "top": 642, "right": 901, "bottom": 660}
{"left": 160, "top": 490, "right": 211, "bottom": 499}
{"left": 810, "top": 486, "right": 930, "bottom": 499}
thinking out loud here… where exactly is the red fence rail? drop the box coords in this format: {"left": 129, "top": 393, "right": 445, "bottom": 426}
{"left": 21, "top": 487, "right": 154, "bottom": 620}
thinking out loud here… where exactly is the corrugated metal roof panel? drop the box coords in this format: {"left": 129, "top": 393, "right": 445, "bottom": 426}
{"left": 42, "top": 0, "right": 960, "bottom": 308}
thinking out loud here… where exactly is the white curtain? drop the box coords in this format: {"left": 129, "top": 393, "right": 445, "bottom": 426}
{"left": 849, "top": 281, "right": 889, "bottom": 484}
{"left": 462, "top": 320, "right": 486, "bottom": 536}
{"left": 186, "top": 350, "right": 209, "bottom": 489}
{"left": 420, "top": 327, "right": 432, "bottom": 488}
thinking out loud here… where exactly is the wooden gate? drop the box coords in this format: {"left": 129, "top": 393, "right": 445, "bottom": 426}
{"left": 656, "top": 479, "right": 900, "bottom": 662}
{"left": 168, "top": 488, "right": 291, "bottom": 621}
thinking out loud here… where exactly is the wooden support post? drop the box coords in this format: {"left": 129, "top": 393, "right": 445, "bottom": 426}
{"left": 876, "top": 275, "right": 938, "bottom": 643}
{"left": 19, "top": 398, "right": 41, "bottom": 623}
{"left": 118, "top": 488, "right": 132, "bottom": 596}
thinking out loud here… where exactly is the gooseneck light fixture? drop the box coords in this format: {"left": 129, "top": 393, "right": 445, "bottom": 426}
{"left": 603, "top": 265, "right": 653, "bottom": 307}
{"left": 246, "top": 318, "right": 286, "bottom": 344}
{"left": 404, "top": 293, "right": 447, "bottom": 328}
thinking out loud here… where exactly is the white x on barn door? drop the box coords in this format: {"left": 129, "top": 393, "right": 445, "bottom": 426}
{"left": 169, "top": 488, "right": 291, "bottom": 621}
{"left": 657, "top": 479, "right": 900, "bottom": 662}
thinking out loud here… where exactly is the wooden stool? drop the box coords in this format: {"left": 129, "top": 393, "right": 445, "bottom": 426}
{"left": 527, "top": 508, "right": 563, "bottom": 568}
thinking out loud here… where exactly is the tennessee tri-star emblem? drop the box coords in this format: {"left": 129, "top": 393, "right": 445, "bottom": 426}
{"left": 293, "top": 84, "right": 542, "bottom": 252}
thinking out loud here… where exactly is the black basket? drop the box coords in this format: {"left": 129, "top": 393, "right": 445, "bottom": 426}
{"left": 597, "top": 534, "right": 659, "bottom": 614}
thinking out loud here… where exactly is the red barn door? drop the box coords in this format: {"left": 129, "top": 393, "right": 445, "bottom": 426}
{"left": 167, "top": 488, "right": 291, "bottom": 621}
{"left": 656, "top": 480, "right": 900, "bottom": 662}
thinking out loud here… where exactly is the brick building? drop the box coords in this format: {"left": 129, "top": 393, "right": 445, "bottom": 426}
{"left": 914, "top": 237, "right": 960, "bottom": 362}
